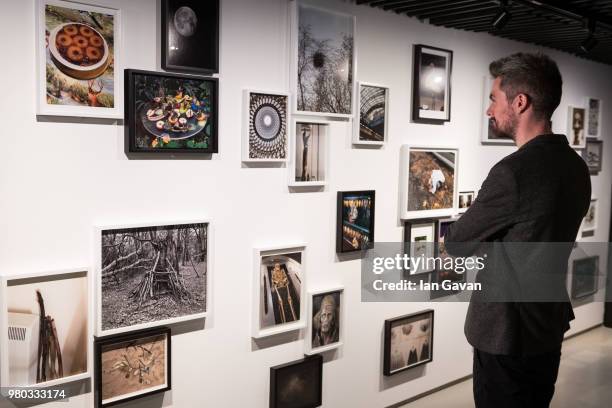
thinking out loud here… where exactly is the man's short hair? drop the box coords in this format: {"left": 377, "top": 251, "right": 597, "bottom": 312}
{"left": 489, "top": 52, "right": 563, "bottom": 121}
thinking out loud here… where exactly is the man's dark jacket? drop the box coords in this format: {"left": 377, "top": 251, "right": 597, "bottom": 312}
{"left": 445, "top": 134, "right": 591, "bottom": 356}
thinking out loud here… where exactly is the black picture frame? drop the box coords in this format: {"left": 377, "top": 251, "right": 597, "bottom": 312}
{"left": 571, "top": 256, "right": 599, "bottom": 299}
{"left": 95, "top": 327, "right": 172, "bottom": 408}
{"left": 430, "top": 217, "right": 466, "bottom": 299}
{"left": 412, "top": 44, "right": 453, "bottom": 123}
{"left": 336, "top": 190, "right": 376, "bottom": 254}
{"left": 582, "top": 137, "right": 603, "bottom": 175}
{"left": 403, "top": 218, "right": 439, "bottom": 276}
{"left": 161, "top": 0, "right": 220, "bottom": 74}
{"left": 383, "top": 309, "right": 434, "bottom": 376}
{"left": 124, "top": 69, "right": 218, "bottom": 155}
{"left": 270, "top": 354, "right": 323, "bottom": 408}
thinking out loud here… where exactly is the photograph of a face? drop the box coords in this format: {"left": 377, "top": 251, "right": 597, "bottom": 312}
{"left": 99, "top": 222, "right": 208, "bottom": 335}
{"left": 96, "top": 328, "right": 170, "bottom": 407}
{"left": 571, "top": 256, "right": 599, "bottom": 299}
{"left": 337, "top": 191, "right": 375, "bottom": 253}
{"left": 404, "top": 220, "right": 436, "bottom": 275}
{"left": 582, "top": 138, "right": 603, "bottom": 175}
{"left": 247, "top": 92, "right": 288, "bottom": 161}
{"left": 270, "top": 355, "right": 323, "bottom": 408}
{"left": 458, "top": 191, "right": 474, "bottom": 212}
{"left": 567, "top": 106, "right": 586, "bottom": 149}
{"left": 586, "top": 97, "right": 601, "bottom": 138}
{"left": 2, "top": 270, "right": 89, "bottom": 387}
{"left": 38, "top": 0, "right": 120, "bottom": 117}
{"left": 125, "top": 69, "right": 218, "bottom": 154}
{"left": 413, "top": 45, "right": 452, "bottom": 122}
{"left": 384, "top": 310, "right": 434, "bottom": 376}
{"left": 309, "top": 290, "right": 341, "bottom": 353}
{"left": 294, "top": 122, "right": 328, "bottom": 184}
{"left": 296, "top": 4, "right": 354, "bottom": 116}
{"left": 357, "top": 83, "right": 388, "bottom": 144}
{"left": 581, "top": 199, "right": 597, "bottom": 233}
{"left": 162, "top": 0, "right": 219, "bottom": 73}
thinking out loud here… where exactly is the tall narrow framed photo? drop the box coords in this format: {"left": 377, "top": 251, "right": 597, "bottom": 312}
{"left": 567, "top": 106, "right": 586, "bottom": 149}
{"left": 404, "top": 219, "right": 437, "bottom": 275}
{"left": 336, "top": 190, "right": 375, "bottom": 253}
{"left": 400, "top": 145, "right": 459, "bottom": 219}
{"left": 95, "top": 327, "right": 171, "bottom": 407}
{"left": 252, "top": 244, "right": 306, "bottom": 338}
{"left": 291, "top": 2, "right": 355, "bottom": 118}
{"left": 305, "top": 287, "right": 344, "bottom": 355}
{"left": 0, "top": 268, "right": 92, "bottom": 388}
{"left": 36, "top": 0, "right": 122, "bottom": 118}
{"left": 480, "top": 76, "right": 513, "bottom": 145}
{"left": 571, "top": 256, "right": 599, "bottom": 299}
{"left": 161, "top": 0, "right": 219, "bottom": 74}
{"left": 383, "top": 309, "right": 434, "bottom": 376}
{"left": 243, "top": 90, "right": 289, "bottom": 162}
{"left": 431, "top": 217, "right": 466, "bottom": 299}
{"left": 290, "top": 120, "right": 330, "bottom": 187}
{"left": 582, "top": 138, "right": 603, "bottom": 175}
{"left": 354, "top": 82, "right": 389, "bottom": 145}
{"left": 95, "top": 220, "right": 210, "bottom": 336}
{"left": 125, "top": 69, "right": 218, "bottom": 154}
{"left": 270, "top": 355, "right": 323, "bottom": 408}
{"left": 412, "top": 45, "right": 452, "bottom": 123}
{"left": 581, "top": 198, "right": 598, "bottom": 236}
{"left": 585, "top": 97, "right": 602, "bottom": 139}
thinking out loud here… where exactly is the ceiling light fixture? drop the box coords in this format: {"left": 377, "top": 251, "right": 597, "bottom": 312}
{"left": 491, "top": 0, "right": 511, "bottom": 31}
{"left": 580, "top": 18, "right": 598, "bottom": 53}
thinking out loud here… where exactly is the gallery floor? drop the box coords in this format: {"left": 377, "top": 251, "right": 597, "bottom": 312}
{"left": 401, "top": 325, "right": 612, "bottom": 408}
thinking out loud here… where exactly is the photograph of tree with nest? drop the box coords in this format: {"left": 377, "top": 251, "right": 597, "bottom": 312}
{"left": 98, "top": 222, "right": 208, "bottom": 335}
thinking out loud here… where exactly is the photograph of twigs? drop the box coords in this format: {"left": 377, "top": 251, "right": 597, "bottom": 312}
{"left": 100, "top": 223, "right": 207, "bottom": 332}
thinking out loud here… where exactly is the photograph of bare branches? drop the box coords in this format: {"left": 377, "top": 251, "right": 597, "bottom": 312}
{"left": 296, "top": 4, "right": 354, "bottom": 116}
{"left": 100, "top": 223, "right": 207, "bottom": 333}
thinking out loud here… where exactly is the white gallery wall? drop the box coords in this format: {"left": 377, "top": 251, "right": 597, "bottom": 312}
{"left": 0, "top": 0, "right": 611, "bottom": 407}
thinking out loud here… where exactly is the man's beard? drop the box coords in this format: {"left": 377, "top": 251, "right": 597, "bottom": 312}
{"left": 491, "top": 113, "right": 518, "bottom": 141}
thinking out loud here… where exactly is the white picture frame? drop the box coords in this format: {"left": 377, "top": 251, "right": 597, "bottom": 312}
{"left": 289, "top": 118, "right": 330, "bottom": 188}
{"left": 0, "top": 268, "right": 93, "bottom": 388}
{"left": 567, "top": 105, "right": 586, "bottom": 149}
{"left": 457, "top": 190, "right": 475, "bottom": 214}
{"left": 480, "top": 76, "right": 514, "bottom": 145}
{"left": 36, "top": 0, "right": 123, "bottom": 118}
{"left": 585, "top": 97, "right": 602, "bottom": 139}
{"left": 252, "top": 244, "right": 307, "bottom": 339}
{"left": 353, "top": 82, "right": 389, "bottom": 146}
{"left": 305, "top": 286, "right": 344, "bottom": 355}
{"left": 94, "top": 219, "right": 212, "bottom": 336}
{"left": 242, "top": 89, "right": 290, "bottom": 163}
{"left": 581, "top": 198, "right": 598, "bottom": 234}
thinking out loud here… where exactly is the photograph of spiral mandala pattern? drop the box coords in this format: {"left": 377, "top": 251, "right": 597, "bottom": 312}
{"left": 249, "top": 93, "right": 288, "bottom": 159}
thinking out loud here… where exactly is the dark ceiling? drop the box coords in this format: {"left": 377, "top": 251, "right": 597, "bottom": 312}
{"left": 356, "top": 0, "right": 612, "bottom": 66}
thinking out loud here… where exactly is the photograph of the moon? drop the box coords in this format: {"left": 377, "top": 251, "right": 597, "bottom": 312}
{"left": 174, "top": 6, "right": 197, "bottom": 37}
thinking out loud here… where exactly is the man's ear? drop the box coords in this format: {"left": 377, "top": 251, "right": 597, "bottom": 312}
{"left": 514, "top": 93, "right": 530, "bottom": 114}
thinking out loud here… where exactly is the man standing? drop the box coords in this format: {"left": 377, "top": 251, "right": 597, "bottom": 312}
{"left": 445, "top": 53, "right": 591, "bottom": 407}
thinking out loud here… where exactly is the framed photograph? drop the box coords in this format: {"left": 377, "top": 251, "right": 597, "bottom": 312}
{"left": 336, "top": 191, "right": 375, "bottom": 253}
{"left": 480, "top": 76, "right": 513, "bottom": 145}
{"left": 95, "top": 221, "right": 210, "bottom": 336}
{"left": 567, "top": 106, "right": 586, "bottom": 149}
{"left": 412, "top": 45, "right": 452, "bottom": 123}
{"left": 95, "top": 327, "right": 171, "bottom": 407}
{"left": 292, "top": 2, "right": 355, "bottom": 118}
{"left": 252, "top": 244, "right": 306, "bottom": 338}
{"left": 36, "top": 0, "right": 122, "bottom": 118}
{"left": 270, "top": 354, "right": 323, "bottom": 408}
{"left": 586, "top": 97, "right": 602, "bottom": 139}
{"left": 571, "top": 256, "right": 599, "bottom": 299}
{"left": 0, "top": 268, "right": 91, "bottom": 388}
{"left": 161, "top": 0, "right": 219, "bottom": 74}
{"left": 581, "top": 198, "right": 598, "bottom": 235}
{"left": 400, "top": 145, "right": 459, "bottom": 219}
{"left": 354, "top": 82, "right": 389, "bottom": 145}
{"left": 458, "top": 191, "right": 475, "bottom": 213}
{"left": 125, "top": 69, "right": 218, "bottom": 154}
{"left": 290, "top": 120, "right": 329, "bottom": 187}
{"left": 582, "top": 138, "right": 603, "bottom": 175}
{"left": 243, "top": 90, "right": 290, "bottom": 162}
{"left": 403, "top": 219, "right": 437, "bottom": 275}
{"left": 305, "top": 287, "right": 343, "bottom": 354}
{"left": 430, "top": 218, "right": 466, "bottom": 299}
{"left": 383, "top": 309, "right": 434, "bottom": 376}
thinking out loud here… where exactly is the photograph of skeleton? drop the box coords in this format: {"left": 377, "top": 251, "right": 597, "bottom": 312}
{"left": 384, "top": 310, "right": 434, "bottom": 376}
{"left": 337, "top": 191, "right": 375, "bottom": 253}
{"left": 295, "top": 4, "right": 354, "bottom": 116}
{"left": 293, "top": 122, "right": 327, "bottom": 184}
{"left": 246, "top": 91, "right": 288, "bottom": 161}
{"left": 567, "top": 106, "right": 586, "bottom": 149}
{"left": 357, "top": 83, "right": 388, "bottom": 143}
{"left": 99, "top": 222, "right": 207, "bottom": 334}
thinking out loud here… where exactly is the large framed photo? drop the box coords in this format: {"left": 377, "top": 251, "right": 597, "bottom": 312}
{"left": 586, "top": 97, "right": 602, "bottom": 138}
{"left": 336, "top": 190, "right": 375, "bottom": 253}
{"left": 383, "top": 309, "right": 434, "bottom": 376}
{"left": 582, "top": 138, "right": 603, "bottom": 175}
{"left": 0, "top": 268, "right": 91, "bottom": 388}
{"left": 243, "top": 90, "right": 289, "bottom": 162}
{"left": 95, "top": 221, "right": 210, "bottom": 336}
{"left": 400, "top": 145, "right": 458, "bottom": 219}
{"left": 481, "top": 76, "right": 513, "bottom": 145}
{"left": 292, "top": 2, "right": 355, "bottom": 118}
{"left": 404, "top": 219, "right": 437, "bottom": 275}
{"left": 305, "top": 287, "right": 343, "bottom": 355}
{"left": 571, "top": 256, "right": 599, "bottom": 299}
{"left": 290, "top": 120, "right": 329, "bottom": 187}
{"left": 95, "top": 327, "right": 171, "bottom": 407}
{"left": 354, "top": 82, "right": 389, "bottom": 145}
{"left": 252, "top": 245, "right": 306, "bottom": 338}
{"left": 125, "top": 69, "right": 218, "bottom": 154}
{"left": 567, "top": 106, "right": 586, "bottom": 149}
{"left": 412, "top": 45, "right": 452, "bottom": 123}
{"left": 36, "top": 0, "right": 122, "bottom": 118}
{"left": 161, "top": 0, "right": 219, "bottom": 74}
{"left": 270, "top": 355, "right": 323, "bottom": 408}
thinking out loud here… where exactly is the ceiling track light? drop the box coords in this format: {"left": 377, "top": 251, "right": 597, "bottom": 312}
{"left": 491, "top": 0, "right": 511, "bottom": 31}
{"left": 580, "top": 18, "right": 598, "bottom": 53}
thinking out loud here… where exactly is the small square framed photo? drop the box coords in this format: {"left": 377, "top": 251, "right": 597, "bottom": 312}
{"left": 412, "top": 45, "right": 452, "bottom": 123}
{"left": 95, "top": 327, "right": 171, "bottom": 407}
{"left": 305, "top": 287, "right": 344, "bottom": 355}
{"left": 383, "top": 309, "right": 434, "bottom": 376}
{"left": 582, "top": 138, "right": 603, "bottom": 175}
{"left": 243, "top": 90, "right": 290, "bottom": 162}
{"left": 270, "top": 355, "right": 323, "bottom": 408}
{"left": 585, "top": 97, "right": 602, "bottom": 139}
{"left": 567, "top": 106, "right": 586, "bottom": 149}
{"left": 336, "top": 190, "right": 375, "bottom": 253}
{"left": 354, "top": 82, "right": 389, "bottom": 145}
{"left": 290, "top": 120, "right": 330, "bottom": 187}
{"left": 403, "top": 219, "right": 438, "bottom": 275}
{"left": 458, "top": 191, "right": 475, "bottom": 213}
{"left": 570, "top": 256, "right": 599, "bottom": 299}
